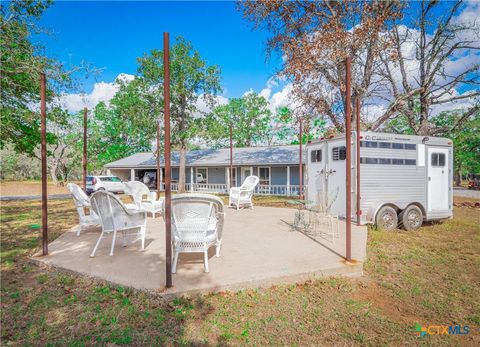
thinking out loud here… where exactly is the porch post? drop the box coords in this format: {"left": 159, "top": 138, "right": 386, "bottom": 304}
{"left": 190, "top": 167, "right": 194, "bottom": 192}
{"left": 286, "top": 166, "right": 290, "bottom": 196}
{"left": 106, "top": 169, "right": 112, "bottom": 176}
{"left": 226, "top": 167, "right": 230, "bottom": 190}
{"left": 159, "top": 167, "right": 163, "bottom": 191}
{"left": 130, "top": 169, "right": 135, "bottom": 181}
{"left": 250, "top": 166, "right": 253, "bottom": 177}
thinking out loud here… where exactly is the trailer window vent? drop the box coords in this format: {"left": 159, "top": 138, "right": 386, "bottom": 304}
{"left": 361, "top": 157, "right": 417, "bottom": 165}
{"left": 332, "top": 146, "right": 346, "bottom": 161}
{"left": 392, "top": 143, "right": 404, "bottom": 149}
{"left": 379, "top": 142, "right": 391, "bottom": 148}
{"left": 311, "top": 150, "right": 322, "bottom": 163}
{"left": 378, "top": 158, "right": 391, "bottom": 164}
{"left": 431, "top": 153, "right": 446, "bottom": 167}
{"left": 360, "top": 141, "right": 378, "bottom": 148}
{"left": 361, "top": 141, "right": 416, "bottom": 150}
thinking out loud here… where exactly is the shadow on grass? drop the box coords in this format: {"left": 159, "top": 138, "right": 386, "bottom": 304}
{"left": 0, "top": 199, "right": 208, "bottom": 345}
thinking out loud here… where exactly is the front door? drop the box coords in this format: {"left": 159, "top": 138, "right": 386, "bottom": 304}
{"left": 241, "top": 167, "right": 251, "bottom": 185}
{"left": 427, "top": 147, "right": 449, "bottom": 211}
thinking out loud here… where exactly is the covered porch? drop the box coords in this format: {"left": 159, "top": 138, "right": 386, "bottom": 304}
{"left": 34, "top": 206, "right": 367, "bottom": 296}
{"left": 109, "top": 165, "right": 306, "bottom": 197}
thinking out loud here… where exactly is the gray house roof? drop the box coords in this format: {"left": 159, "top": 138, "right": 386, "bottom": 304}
{"left": 104, "top": 145, "right": 306, "bottom": 169}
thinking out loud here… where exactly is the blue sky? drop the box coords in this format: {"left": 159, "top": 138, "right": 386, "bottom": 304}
{"left": 37, "top": 1, "right": 283, "bottom": 98}
{"left": 35, "top": 1, "right": 478, "bottom": 116}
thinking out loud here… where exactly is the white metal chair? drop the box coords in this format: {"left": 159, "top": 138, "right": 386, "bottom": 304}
{"left": 168, "top": 193, "right": 225, "bottom": 273}
{"left": 67, "top": 183, "right": 100, "bottom": 236}
{"left": 90, "top": 190, "right": 147, "bottom": 257}
{"left": 124, "top": 181, "right": 164, "bottom": 219}
{"left": 229, "top": 175, "right": 259, "bottom": 210}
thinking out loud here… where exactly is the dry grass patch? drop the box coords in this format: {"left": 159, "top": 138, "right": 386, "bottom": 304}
{"left": 1, "top": 197, "right": 478, "bottom": 345}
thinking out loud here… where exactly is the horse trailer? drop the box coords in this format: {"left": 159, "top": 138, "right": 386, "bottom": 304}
{"left": 306, "top": 132, "right": 453, "bottom": 231}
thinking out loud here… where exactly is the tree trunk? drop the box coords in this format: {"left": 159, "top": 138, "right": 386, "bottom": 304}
{"left": 178, "top": 142, "right": 187, "bottom": 193}
{"left": 49, "top": 162, "right": 59, "bottom": 186}
{"left": 455, "top": 162, "right": 462, "bottom": 187}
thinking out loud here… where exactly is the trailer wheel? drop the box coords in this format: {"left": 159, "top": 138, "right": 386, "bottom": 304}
{"left": 375, "top": 206, "right": 398, "bottom": 231}
{"left": 399, "top": 205, "right": 423, "bottom": 231}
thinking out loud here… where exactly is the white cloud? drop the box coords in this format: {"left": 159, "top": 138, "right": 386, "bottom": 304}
{"left": 268, "top": 83, "right": 294, "bottom": 112}
{"left": 194, "top": 94, "right": 228, "bottom": 117}
{"left": 58, "top": 73, "right": 135, "bottom": 112}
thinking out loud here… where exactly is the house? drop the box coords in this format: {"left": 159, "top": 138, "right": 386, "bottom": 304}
{"left": 104, "top": 144, "right": 306, "bottom": 196}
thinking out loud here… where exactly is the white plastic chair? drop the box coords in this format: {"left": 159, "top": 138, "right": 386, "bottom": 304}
{"left": 67, "top": 183, "right": 100, "bottom": 236}
{"left": 124, "top": 181, "right": 164, "bottom": 219}
{"left": 168, "top": 193, "right": 225, "bottom": 273}
{"left": 229, "top": 176, "right": 259, "bottom": 210}
{"left": 90, "top": 190, "right": 147, "bottom": 257}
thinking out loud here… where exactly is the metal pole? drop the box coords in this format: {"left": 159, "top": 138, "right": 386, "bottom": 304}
{"left": 356, "top": 96, "right": 361, "bottom": 226}
{"left": 299, "top": 118, "right": 303, "bottom": 200}
{"left": 345, "top": 57, "right": 352, "bottom": 262}
{"left": 156, "top": 119, "right": 161, "bottom": 199}
{"left": 229, "top": 124, "right": 233, "bottom": 187}
{"left": 83, "top": 107, "right": 88, "bottom": 192}
{"left": 164, "top": 32, "right": 172, "bottom": 288}
{"left": 40, "top": 72, "right": 48, "bottom": 256}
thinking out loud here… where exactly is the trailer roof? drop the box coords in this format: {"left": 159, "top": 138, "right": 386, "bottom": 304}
{"left": 307, "top": 131, "right": 452, "bottom": 146}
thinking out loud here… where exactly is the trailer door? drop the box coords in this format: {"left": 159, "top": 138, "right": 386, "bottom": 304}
{"left": 307, "top": 144, "right": 326, "bottom": 206}
{"left": 326, "top": 141, "right": 347, "bottom": 217}
{"left": 427, "top": 147, "right": 449, "bottom": 211}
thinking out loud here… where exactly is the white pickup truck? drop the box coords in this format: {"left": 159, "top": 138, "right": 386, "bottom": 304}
{"left": 86, "top": 176, "right": 125, "bottom": 195}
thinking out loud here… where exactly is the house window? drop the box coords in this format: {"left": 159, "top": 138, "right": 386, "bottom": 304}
{"left": 258, "top": 167, "right": 271, "bottom": 186}
{"left": 195, "top": 168, "right": 208, "bottom": 183}
{"left": 431, "top": 153, "right": 446, "bottom": 167}
{"left": 332, "top": 146, "right": 346, "bottom": 161}
{"left": 311, "top": 149, "right": 322, "bottom": 163}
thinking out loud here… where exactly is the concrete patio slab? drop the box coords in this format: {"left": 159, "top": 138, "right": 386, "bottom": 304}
{"left": 33, "top": 206, "right": 368, "bottom": 296}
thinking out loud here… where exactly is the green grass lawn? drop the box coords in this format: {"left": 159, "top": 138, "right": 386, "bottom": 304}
{"left": 1, "top": 197, "right": 479, "bottom": 345}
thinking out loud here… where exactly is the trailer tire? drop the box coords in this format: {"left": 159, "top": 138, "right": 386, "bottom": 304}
{"left": 375, "top": 206, "right": 398, "bottom": 231}
{"left": 399, "top": 205, "right": 423, "bottom": 231}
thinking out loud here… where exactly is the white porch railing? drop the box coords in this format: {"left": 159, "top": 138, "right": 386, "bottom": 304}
{"left": 157, "top": 183, "right": 305, "bottom": 196}
{"left": 255, "top": 185, "right": 303, "bottom": 196}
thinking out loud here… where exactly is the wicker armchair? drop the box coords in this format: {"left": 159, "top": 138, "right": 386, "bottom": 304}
{"left": 67, "top": 183, "right": 100, "bottom": 235}
{"left": 124, "top": 181, "right": 163, "bottom": 219}
{"left": 168, "top": 193, "right": 225, "bottom": 273}
{"left": 90, "top": 190, "right": 147, "bottom": 257}
{"left": 229, "top": 175, "right": 259, "bottom": 210}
